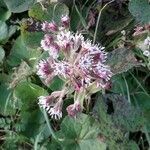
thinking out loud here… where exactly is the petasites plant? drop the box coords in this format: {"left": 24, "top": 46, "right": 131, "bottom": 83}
{"left": 36, "top": 15, "right": 112, "bottom": 119}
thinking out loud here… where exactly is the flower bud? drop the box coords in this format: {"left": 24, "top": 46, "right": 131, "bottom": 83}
{"left": 61, "top": 15, "right": 70, "bottom": 28}
{"left": 42, "top": 21, "right": 58, "bottom": 32}
{"left": 66, "top": 101, "right": 82, "bottom": 117}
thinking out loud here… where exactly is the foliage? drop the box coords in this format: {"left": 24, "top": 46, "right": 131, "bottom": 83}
{"left": 129, "top": 0, "right": 150, "bottom": 24}
{"left": 53, "top": 114, "right": 106, "bottom": 150}
{"left": 0, "top": 0, "right": 150, "bottom": 149}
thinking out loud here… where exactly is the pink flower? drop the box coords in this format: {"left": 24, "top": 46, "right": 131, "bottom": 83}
{"left": 53, "top": 61, "right": 72, "bottom": 78}
{"left": 37, "top": 16, "right": 113, "bottom": 119}
{"left": 71, "top": 77, "right": 84, "bottom": 92}
{"left": 36, "top": 59, "right": 54, "bottom": 79}
{"left": 48, "top": 43, "right": 60, "bottom": 59}
{"left": 93, "top": 63, "right": 112, "bottom": 81}
{"left": 144, "top": 36, "right": 150, "bottom": 46}
{"left": 41, "top": 34, "right": 54, "bottom": 51}
{"left": 38, "top": 95, "right": 57, "bottom": 110}
{"left": 66, "top": 101, "right": 82, "bottom": 117}
{"left": 48, "top": 101, "right": 62, "bottom": 120}
{"left": 61, "top": 15, "right": 70, "bottom": 28}
{"left": 42, "top": 21, "right": 58, "bottom": 32}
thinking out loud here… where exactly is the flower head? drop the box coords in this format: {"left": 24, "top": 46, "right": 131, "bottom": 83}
{"left": 36, "top": 59, "right": 53, "bottom": 79}
{"left": 37, "top": 16, "right": 113, "bottom": 119}
{"left": 41, "top": 34, "right": 54, "bottom": 51}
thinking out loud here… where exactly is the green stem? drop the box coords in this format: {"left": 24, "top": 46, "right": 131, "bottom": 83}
{"left": 42, "top": 109, "right": 57, "bottom": 141}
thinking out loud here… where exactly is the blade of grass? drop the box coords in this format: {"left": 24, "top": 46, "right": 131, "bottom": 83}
{"left": 4, "top": 91, "right": 12, "bottom": 114}
{"left": 34, "top": 130, "right": 42, "bottom": 150}
{"left": 129, "top": 71, "right": 150, "bottom": 97}
{"left": 93, "top": 0, "right": 115, "bottom": 44}
{"left": 73, "top": 0, "right": 88, "bottom": 30}
{"left": 122, "top": 74, "right": 131, "bottom": 103}
{"left": 143, "top": 126, "right": 150, "bottom": 147}
{"left": 129, "top": 73, "right": 150, "bottom": 146}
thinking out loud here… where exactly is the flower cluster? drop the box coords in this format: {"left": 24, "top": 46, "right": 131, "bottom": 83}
{"left": 37, "top": 15, "right": 112, "bottom": 119}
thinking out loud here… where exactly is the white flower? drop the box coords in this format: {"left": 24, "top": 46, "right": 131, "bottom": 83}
{"left": 48, "top": 103, "right": 62, "bottom": 120}
{"left": 144, "top": 36, "right": 150, "bottom": 46}
{"left": 143, "top": 50, "right": 150, "bottom": 57}
{"left": 79, "top": 53, "right": 93, "bottom": 71}
{"left": 41, "top": 34, "right": 54, "bottom": 51}
{"left": 37, "top": 60, "right": 52, "bottom": 78}
{"left": 72, "top": 33, "right": 84, "bottom": 51}
{"left": 48, "top": 43, "right": 60, "bottom": 59}
{"left": 53, "top": 61, "right": 71, "bottom": 78}
{"left": 61, "top": 15, "right": 70, "bottom": 27}
{"left": 38, "top": 96, "right": 51, "bottom": 110}
{"left": 41, "top": 21, "right": 48, "bottom": 31}
{"left": 41, "top": 21, "right": 58, "bottom": 32}
{"left": 94, "top": 63, "right": 112, "bottom": 81}
{"left": 82, "top": 40, "right": 92, "bottom": 50}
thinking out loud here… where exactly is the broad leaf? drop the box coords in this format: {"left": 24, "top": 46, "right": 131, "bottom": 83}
{"left": 7, "top": 36, "right": 41, "bottom": 67}
{"left": 0, "top": 84, "right": 11, "bottom": 114}
{"left": 106, "top": 48, "right": 139, "bottom": 75}
{"left": 129, "top": 0, "right": 150, "bottom": 24}
{"left": 21, "top": 3, "right": 69, "bottom": 49}
{"left": 49, "top": 76, "right": 65, "bottom": 91}
{"left": 93, "top": 93, "right": 143, "bottom": 149}
{"left": 132, "top": 93, "right": 150, "bottom": 132}
{"left": 20, "top": 109, "right": 46, "bottom": 138}
{"left": 55, "top": 114, "right": 106, "bottom": 150}
{"left": 4, "top": 0, "right": 35, "bottom": 13}
{"left": 29, "top": 3, "right": 69, "bottom": 23}
{"left": 0, "top": 21, "right": 8, "bottom": 43}
{"left": 0, "top": 21, "right": 17, "bottom": 44}
{"left": 0, "top": 0, "right": 11, "bottom": 21}
{"left": 14, "top": 81, "right": 48, "bottom": 110}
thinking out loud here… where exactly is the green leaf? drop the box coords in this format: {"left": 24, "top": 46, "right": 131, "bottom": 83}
{"left": 7, "top": 36, "right": 29, "bottom": 66}
{"left": 7, "top": 36, "right": 41, "bottom": 67}
{"left": 93, "top": 93, "right": 143, "bottom": 149}
{"left": 106, "top": 48, "right": 139, "bottom": 75}
{"left": 0, "top": 21, "right": 17, "bottom": 44}
{"left": 129, "top": 0, "right": 150, "bottom": 24}
{"left": 111, "top": 74, "right": 138, "bottom": 95}
{"left": 56, "top": 114, "right": 106, "bottom": 150}
{"left": 0, "top": 2, "right": 11, "bottom": 21}
{"left": 21, "top": 3, "right": 69, "bottom": 49}
{"left": 49, "top": 76, "right": 65, "bottom": 91}
{"left": 29, "top": 3, "right": 69, "bottom": 23}
{"left": 20, "top": 109, "right": 46, "bottom": 138}
{"left": 14, "top": 81, "right": 48, "bottom": 110}
{"left": 4, "top": 0, "right": 35, "bottom": 13}
{"left": 132, "top": 93, "right": 150, "bottom": 132}
{"left": 21, "top": 21, "right": 44, "bottom": 49}
{"left": 0, "top": 46, "right": 5, "bottom": 63}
